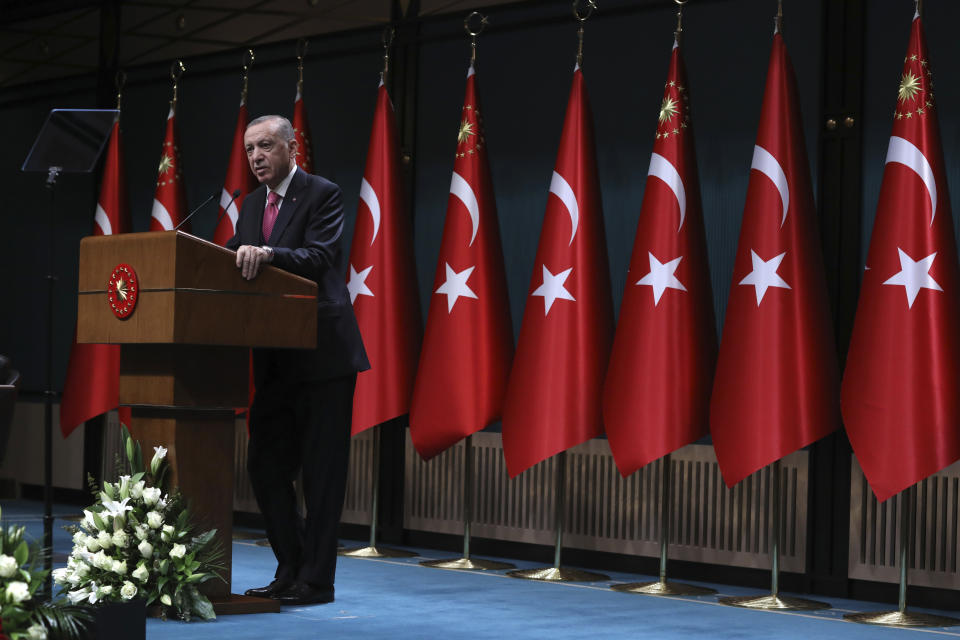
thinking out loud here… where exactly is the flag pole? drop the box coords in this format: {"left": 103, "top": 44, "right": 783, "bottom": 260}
{"left": 506, "top": 0, "right": 607, "bottom": 584}
{"left": 719, "top": 460, "right": 829, "bottom": 610}
{"left": 507, "top": 451, "right": 608, "bottom": 582}
{"left": 612, "top": 453, "right": 716, "bottom": 596}
{"left": 419, "top": 10, "right": 513, "bottom": 573}
{"left": 845, "top": 486, "right": 959, "bottom": 627}
{"left": 421, "top": 434, "right": 514, "bottom": 570}
{"left": 339, "top": 423, "right": 416, "bottom": 558}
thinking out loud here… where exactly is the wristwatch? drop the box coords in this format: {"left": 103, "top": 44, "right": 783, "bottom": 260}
{"left": 261, "top": 245, "right": 274, "bottom": 263}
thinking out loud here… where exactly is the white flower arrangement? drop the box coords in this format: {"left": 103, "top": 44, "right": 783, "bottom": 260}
{"left": 54, "top": 427, "right": 224, "bottom": 622}
{"left": 0, "top": 506, "right": 88, "bottom": 640}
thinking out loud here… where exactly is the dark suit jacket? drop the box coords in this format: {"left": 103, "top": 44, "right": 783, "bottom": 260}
{"left": 226, "top": 169, "right": 369, "bottom": 385}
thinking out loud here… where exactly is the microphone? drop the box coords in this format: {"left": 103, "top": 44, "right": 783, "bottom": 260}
{"left": 173, "top": 190, "right": 218, "bottom": 231}
{"left": 212, "top": 189, "right": 243, "bottom": 240}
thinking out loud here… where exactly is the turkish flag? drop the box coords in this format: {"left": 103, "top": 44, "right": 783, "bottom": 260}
{"left": 409, "top": 64, "right": 513, "bottom": 459}
{"left": 842, "top": 14, "right": 960, "bottom": 502}
{"left": 501, "top": 68, "right": 614, "bottom": 478}
{"left": 293, "top": 86, "right": 314, "bottom": 175}
{"left": 213, "top": 100, "right": 256, "bottom": 246}
{"left": 347, "top": 81, "right": 422, "bottom": 435}
{"left": 710, "top": 32, "right": 840, "bottom": 487}
{"left": 60, "top": 120, "right": 132, "bottom": 437}
{"left": 149, "top": 105, "right": 189, "bottom": 232}
{"left": 603, "top": 40, "right": 716, "bottom": 477}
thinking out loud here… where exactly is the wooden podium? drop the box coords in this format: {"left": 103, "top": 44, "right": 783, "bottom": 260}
{"left": 77, "top": 231, "right": 318, "bottom": 614}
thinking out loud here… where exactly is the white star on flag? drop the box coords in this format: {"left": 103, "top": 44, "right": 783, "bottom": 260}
{"left": 531, "top": 265, "right": 575, "bottom": 315}
{"left": 347, "top": 264, "right": 374, "bottom": 304}
{"left": 883, "top": 248, "right": 943, "bottom": 308}
{"left": 636, "top": 252, "right": 686, "bottom": 306}
{"left": 739, "top": 250, "right": 791, "bottom": 305}
{"left": 435, "top": 263, "right": 478, "bottom": 312}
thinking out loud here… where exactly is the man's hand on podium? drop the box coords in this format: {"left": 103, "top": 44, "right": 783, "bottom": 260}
{"left": 236, "top": 244, "right": 274, "bottom": 280}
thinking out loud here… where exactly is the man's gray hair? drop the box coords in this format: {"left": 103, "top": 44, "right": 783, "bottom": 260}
{"left": 248, "top": 115, "right": 295, "bottom": 142}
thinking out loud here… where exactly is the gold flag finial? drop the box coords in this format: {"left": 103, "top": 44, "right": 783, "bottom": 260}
{"left": 241, "top": 49, "right": 254, "bottom": 104}
{"left": 464, "top": 11, "right": 488, "bottom": 65}
{"left": 169, "top": 60, "right": 185, "bottom": 108}
{"left": 296, "top": 38, "right": 309, "bottom": 94}
{"left": 573, "top": 0, "right": 597, "bottom": 68}
{"left": 115, "top": 70, "right": 126, "bottom": 110}
{"left": 381, "top": 26, "right": 395, "bottom": 84}
{"left": 674, "top": 0, "right": 687, "bottom": 44}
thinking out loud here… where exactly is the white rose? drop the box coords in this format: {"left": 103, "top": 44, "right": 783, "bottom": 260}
{"left": 99, "top": 584, "right": 113, "bottom": 598}
{"left": 160, "top": 593, "right": 172, "bottom": 606}
{"left": 96, "top": 530, "right": 113, "bottom": 549}
{"left": 6, "top": 581, "right": 30, "bottom": 603}
{"left": 169, "top": 544, "right": 186, "bottom": 559}
{"left": 0, "top": 554, "right": 17, "bottom": 578}
{"left": 112, "top": 531, "right": 129, "bottom": 548}
{"left": 146, "top": 511, "right": 163, "bottom": 529}
{"left": 134, "top": 526, "right": 148, "bottom": 541}
{"left": 75, "top": 562, "right": 90, "bottom": 578}
{"left": 138, "top": 540, "right": 153, "bottom": 559}
{"left": 131, "top": 564, "right": 149, "bottom": 582}
{"left": 93, "top": 551, "right": 112, "bottom": 571}
{"left": 120, "top": 581, "right": 138, "bottom": 600}
{"left": 112, "top": 560, "right": 127, "bottom": 575}
{"left": 72, "top": 531, "right": 86, "bottom": 546}
{"left": 52, "top": 567, "right": 69, "bottom": 584}
{"left": 130, "top": 480, "right": 145, "bottom": 500}
{"left": 26, "top": 624, "right": 48, "bottom": 640}
{"left": 142, "top": 487, "right": 161, "bottom": 506}
{"left": 84, "top": 536, "right": 101, "bottom": 553}
{"left": 161, "top": 525, "right": 175, "bottom": 542}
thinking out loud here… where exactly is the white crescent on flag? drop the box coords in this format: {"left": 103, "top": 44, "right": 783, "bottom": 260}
{"left": 359, "top": 177, "right": 381, "bottom": 246}
{"left": 449, "top": 171, "right": 479, "bottom": 247}
{"left": 647, "top": 152, "right": 687, "bottom": 231}
{"left": 751, "top": 145, "right": 790, "bottom": 228}
{"left": 150, "top": 199, "right": 174, "bottom": 231}
{"left": 886, "top": 135, "right": 937, "bottom": 225}
{"left": 549, "top": 171, "right": 579, "bottom": 246}
{"left": 94, "top": 204, "right": 112, "bottom": 236}
{"left": 220, "top": 188, "right": 240, "bottom": 230}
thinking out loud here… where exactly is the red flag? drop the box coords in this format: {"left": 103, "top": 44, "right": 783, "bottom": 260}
{"left": 709, "top": 31, "right": 840, "bottom": 487}
{"left": 409, "top": 64, "right": 513, "bottom": 459}
{"left": 293, "top": 84, "right": 314, "bottom": 175}
{"left": 602, "top": 40, "right": 716, "bottom": 477}
{"left": 842, "top": 14, "right": 960, "bottom": 502}
{"left": 213, "top": 99, "right": 256, "bottom": 246}
{"left": 60, "top": 120, "right": 132, "bottom": 437}
{"left": 149, "top": 104, "right": 189, "bottom": 232}
{"left": 501, "top": 68, "right": 614, "bottom": 478}
{"left": 347, "top": 81, "right": 422, "bottom": 435}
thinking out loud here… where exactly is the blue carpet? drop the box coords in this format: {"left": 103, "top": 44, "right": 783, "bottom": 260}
{"left": 3, "top": 499, "right": 959, "bottom": 639}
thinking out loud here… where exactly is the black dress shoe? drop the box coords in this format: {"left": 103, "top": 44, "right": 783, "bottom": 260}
{"left": 244, "top": 579, "right": 293, "bottom": 598}
{"left": 275, "top": 582, "right": 335, "bottom": 606}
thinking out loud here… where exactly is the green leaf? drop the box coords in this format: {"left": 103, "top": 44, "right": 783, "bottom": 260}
{"left": 191, "top": 591, "right": 216, "bottom": 620}
{"left": 14, "top": 539, "right": 28, "bottom": 565}
{"left": 91, "top": 512, "right": 106, "bottom": 531}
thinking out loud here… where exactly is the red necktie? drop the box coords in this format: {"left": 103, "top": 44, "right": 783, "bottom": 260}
{"left": 262, "top": 191, "right": 280, "bottom": 242}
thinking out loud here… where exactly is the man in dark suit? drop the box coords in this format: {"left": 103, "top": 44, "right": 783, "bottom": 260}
{"left": 226, "top": 114, "right": 369, "bottom": 606}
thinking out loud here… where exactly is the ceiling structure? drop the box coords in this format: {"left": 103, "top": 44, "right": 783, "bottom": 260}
{"left": 0, "top": 0, "right": 507, "bottom": 88}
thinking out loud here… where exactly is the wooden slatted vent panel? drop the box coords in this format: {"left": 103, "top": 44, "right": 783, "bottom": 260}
{"left": 849, "top": 456, "right": 960, "bottom": 589}
{"left": 402, "top": 432, "right": 807, "bottom": 572}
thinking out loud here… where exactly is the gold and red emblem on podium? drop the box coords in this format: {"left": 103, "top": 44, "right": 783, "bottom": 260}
{"left": 107, "top": 263, "right": 138, "bottom": 319}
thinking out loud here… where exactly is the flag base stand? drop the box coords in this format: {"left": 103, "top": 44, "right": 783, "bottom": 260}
{"left": 719, "top": 461, "right": 830, "bottom": 612}
{"left": 612, "top": 580, "right": 715, "bottom": 596}
{"left": 339, "top": 545, "right": 416, "bottom": 559}
{"left": 338, "top": 424, "right": 417, "bottom": 560}
{"left": 844, "top": 611, "right": 960, "bottom": 627}
{"left": 719, "top": 594, "right": 829, "bottom": 611}
{"left": 610, "top": 455, "right": 715, "bottom": 598}
{"left": 419, "top": 437, "right": 515, "bottom": 572}
{"left": 421, "top": 557, "right": 514, "bottom": 571}
{"left": 844, "top": 487, "right": 959, "bottom": 628}
{"left": 505, "top": 452, "right": 609, "bottom": 584}
{"left": 506, "top": 566, "right": 609, "bottom": 582}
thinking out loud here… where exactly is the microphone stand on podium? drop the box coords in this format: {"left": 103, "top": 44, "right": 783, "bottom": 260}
{"left": 21, "top": 108, "right": 118, "bottom": 597}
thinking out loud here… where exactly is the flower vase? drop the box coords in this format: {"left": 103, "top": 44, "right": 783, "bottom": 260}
{"left": 83, "top": 598, "right": 146, "bottom": 640}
